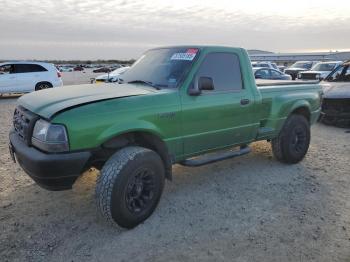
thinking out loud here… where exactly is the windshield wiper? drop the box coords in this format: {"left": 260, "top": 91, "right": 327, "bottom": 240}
{"left": 127, "top": 80, "right": 161, "bottom": 90}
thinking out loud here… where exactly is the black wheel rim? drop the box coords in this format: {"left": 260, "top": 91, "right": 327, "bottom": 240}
{"left": 291, "top": 126, "right": 307, "bottom": 153}
{"left": 38, "top": 84, "right": 49, "bottom": 90}
{"left": 125, "top": 168, "right": 155, "bottom": 214}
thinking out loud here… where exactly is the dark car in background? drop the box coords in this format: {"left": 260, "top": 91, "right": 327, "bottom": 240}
{"left": 285, "top": 61, "right": 319, "bottom": 80}
{"left": 73, "top": 65, "right": 84, "bottom": 71}
{"left": 253, "top": 68, "right": 292, "bottom": 80}
{"left": 320, "top": 61, "right": 350, "bottom": 127}
{"left": 93, "top": 67, "right": 111, "bottom": 73}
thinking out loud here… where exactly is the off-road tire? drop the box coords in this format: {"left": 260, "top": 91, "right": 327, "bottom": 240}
{"left": 96, "top": 146, "right": 165, "bottom": 229}
{"left": 35, "top": 82, "right": 52, "bottom": 91}
{"left": 271, "top": 114, "right": 310, "bottom": 164}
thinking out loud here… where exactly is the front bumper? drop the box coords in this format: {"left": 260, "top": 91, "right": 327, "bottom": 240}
{"left": 321, "top": 98, "right": 350, "bottom": 119}
{"left": 9, "top": 130, "right": 91, "bottom": 191}
{"left": 320, "top": 98, "right": 350, "bottom": 126}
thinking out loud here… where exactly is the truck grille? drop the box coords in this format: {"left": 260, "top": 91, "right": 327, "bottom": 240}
{"left": 322, "top": 98, "right": 350, "bottom": 115}
{"left": 13, "top": 106, "right": 39, "bottom": 145}
{"left": 301, "top": 73, "right": 317, "bottom": 80}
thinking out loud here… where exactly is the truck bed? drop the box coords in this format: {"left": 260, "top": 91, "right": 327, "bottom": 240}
{"left": 254, "top": 79, "right": 322, "bottom": 140}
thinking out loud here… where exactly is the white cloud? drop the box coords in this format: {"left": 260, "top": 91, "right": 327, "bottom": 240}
{"left": 0, "top": 0, "right": 349, "bottom": 59}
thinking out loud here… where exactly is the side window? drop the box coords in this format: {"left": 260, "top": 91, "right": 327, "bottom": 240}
{"left": 14, "top": 64, "right": 47, "bottom": 73}
{"left": 0, "top": 64, "right": 14, "bottom": 74}
{"left": 14, "top": 64, "right": 30, "bottom": 73}
{"left": 256, "top": 69, "right": 270, "bottom": 79}
{"left": 197, "top": 53, "right": 243, "bottom": 91}
{"left": 29, "top": 64, "right": 47, "bottom": 72}
{"left": 270, "top": 70, "right": 281, "bottom": 77}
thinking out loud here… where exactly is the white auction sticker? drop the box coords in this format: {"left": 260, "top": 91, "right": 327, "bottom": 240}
{"left": 170, "top": 53, "right": 196, "bottom": 61}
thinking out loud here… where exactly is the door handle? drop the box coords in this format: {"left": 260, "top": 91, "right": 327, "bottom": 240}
{"left": 240, "top": 99, "right": 250, "bottom": 105}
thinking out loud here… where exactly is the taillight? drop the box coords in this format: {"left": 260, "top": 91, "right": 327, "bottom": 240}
{"left": 57, "top": 71, "right": 62, "bottom": 78}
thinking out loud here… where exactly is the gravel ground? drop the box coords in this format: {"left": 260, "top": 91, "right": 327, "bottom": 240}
{"left": 1, "top": 97, "right": 350, "bottom": 262}
{"left": 61, "top": 69, "right": 102, "bottom": 85}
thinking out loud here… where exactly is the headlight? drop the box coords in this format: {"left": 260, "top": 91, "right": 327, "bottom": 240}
{"left": 31, "top": 119, "right": 69, "bottom": 152}
{"left": 315, "top": 74, "right": 320, "bottom": 80}
{"left": 297, "top": 73, "right": 302, "bottom": 79}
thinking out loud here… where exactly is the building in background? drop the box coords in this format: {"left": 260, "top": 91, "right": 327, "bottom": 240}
{"left": 248, "top": 50, "right": 350, "bottom": 66}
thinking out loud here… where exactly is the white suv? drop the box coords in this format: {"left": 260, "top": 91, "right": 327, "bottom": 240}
{"left": 0, "top": 62, "right": 63, "bottom": 94}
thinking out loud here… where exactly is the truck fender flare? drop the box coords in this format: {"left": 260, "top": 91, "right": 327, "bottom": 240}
{"left": 100, "top": 128, "right": 173, "bottom": 180}
{"left": 289, "top": 100, "right": 311, "bottom": 122}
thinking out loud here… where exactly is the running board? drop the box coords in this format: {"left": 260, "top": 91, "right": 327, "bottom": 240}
{"left": 180, "top": 146, "right": 251, "bottom": 167}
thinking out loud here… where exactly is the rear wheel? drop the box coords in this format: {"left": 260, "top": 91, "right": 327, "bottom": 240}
{"left": 35, "top": 82, "right": 52, "bottom": 91}
{"left": 272, "top": 114, "right": 310, "bottom": 164}
{"left": 96, "top": 146, "right": 165, "bottom": 228}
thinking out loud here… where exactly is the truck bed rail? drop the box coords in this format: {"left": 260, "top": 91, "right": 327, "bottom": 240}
{"left": 256, "top": 80, "right": 320, "bottom": 87}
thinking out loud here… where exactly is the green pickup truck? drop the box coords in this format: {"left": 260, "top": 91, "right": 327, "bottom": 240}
{"left": 9, "top": 46, "right": 322, "bottom": 228}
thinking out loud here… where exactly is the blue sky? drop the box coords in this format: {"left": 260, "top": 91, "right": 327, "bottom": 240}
{"left": 1, "top": 0, "right": 349, "bottom": 59}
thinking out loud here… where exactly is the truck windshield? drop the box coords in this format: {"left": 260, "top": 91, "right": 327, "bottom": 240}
{"left": 311, "top": 63, "right": 337, "bottom": 71}
{"left": 120, "top": 47, "right": 199, "bottom": 88}
{"left": 326, "top": 64, "right": 350, "bottom": 82}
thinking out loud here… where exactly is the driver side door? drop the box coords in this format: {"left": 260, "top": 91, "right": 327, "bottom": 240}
{"left": 180, "top": 52, "right": 257, "bottom": 157}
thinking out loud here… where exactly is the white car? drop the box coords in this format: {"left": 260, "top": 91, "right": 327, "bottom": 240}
{"left": 94, "top": 66, "right": 130, "bottom": 83}
{"left": 298, "top": 61, "right": 343, "bottom": 80}
{"left": 0, "top": 61, "right": 63, "bottom": 94}
{"left": 252, "top": 61, "right": 279, "bottom": 70}
{"left": 58, "top": 66, "right": 74, "bottom": 72}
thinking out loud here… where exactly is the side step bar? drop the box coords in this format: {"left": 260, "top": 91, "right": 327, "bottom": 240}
{"left": 180, "top": 146, "right": 251, "bottom": 167}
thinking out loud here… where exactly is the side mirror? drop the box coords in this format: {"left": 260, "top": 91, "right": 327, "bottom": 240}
{"left": 188, "top": 76, "right": 214, "bottom": 96}
{"left": 199, "top": 77, "right": 214, "bottom": 91}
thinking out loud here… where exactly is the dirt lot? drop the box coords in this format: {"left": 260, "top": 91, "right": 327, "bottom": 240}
{"left": 61, "top": 69, "right": 103, "bottom": 85}
{"left": 1, "top": 96, "right": 350, "bottom": 262}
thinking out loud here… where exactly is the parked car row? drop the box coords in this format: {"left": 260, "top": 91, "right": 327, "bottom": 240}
{"left": 253, "top": 60, "right": 345, "bottom": 81}
{"left": 0, "top": 60, "right": 131, "bottom": 94}
{"left": 297, "top": 61, "right": 342, "bottom": 80}
{"left": 284, "top": 61, "right": 320, "bottom": 80}
{"left": 251, "top": 59, "right": 350, "bottom": 127}
{"left": 57, "top": 63, "right": 126, "bottom": 73}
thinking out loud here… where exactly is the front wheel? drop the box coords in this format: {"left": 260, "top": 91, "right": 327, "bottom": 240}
{"left": 95, "top": 146, "right": 165, "bottom": 229}
{"left": 271, "top": 114, "right": 310, "bottom": 164}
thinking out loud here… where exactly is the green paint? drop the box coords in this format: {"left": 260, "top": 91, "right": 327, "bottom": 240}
{"left": 18, "top": 46, "right": 322, "bottom": 162}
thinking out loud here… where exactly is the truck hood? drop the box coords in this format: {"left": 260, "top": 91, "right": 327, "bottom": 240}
{"left": 321, "top": 82, "right": 350, "bottom": 99}
{"left": 18, "top": 83, "right": 154, "bottom": 119}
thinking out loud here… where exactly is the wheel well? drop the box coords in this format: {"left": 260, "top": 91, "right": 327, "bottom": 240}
{"left": 291, "top": 107, "right": 310, "bottom": 122}
{"left": 92, "top": 132, "right": 173, "bottom": 180}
